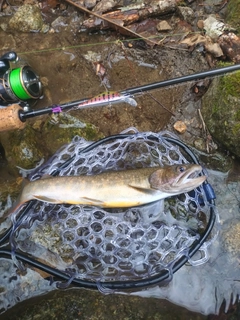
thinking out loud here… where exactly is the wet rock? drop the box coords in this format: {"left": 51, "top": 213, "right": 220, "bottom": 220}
{"left": 0, "top": 124, "right": 45, "bottom": 176}
{"left": 0, "top": 113, "right": 103, "bottom": 177}
{"left": 1, "top": 288, "right": 208, "bottom": 320}
{"left": 201, "top": 72, "right": 240, "bottom": 158}
{"left": 194, "top": 148, "right": 233, "bottom": 172}
{"left": 84, "top": 0, "right": 97, "bottom": 9}
{"left": 92, "top": 0, "right": 116, "bottom": 13}
{"left": 41, "top": 115, "right": 104, "bottom": 154}
{"left": 227, "top": 159, "right": 240, "bottom": 182}
{"left": 177, "top": 6, "right": 195, "bottom": 25}
{"left": 158, "top": 0, "right": 176, "bottom": 13}
{"left": 8, "top": 4, "right": 49, "bottom": 33}
{"left": 51, "top": 16, "right": 69, "bottom": 30}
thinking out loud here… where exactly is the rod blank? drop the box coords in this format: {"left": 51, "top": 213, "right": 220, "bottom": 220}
{"left": 121, "top": 64, "right": 240, "bottom": 95}
{"left": 0, "top": 63, "right": 240, "bottom": 132}
{"left": 22, "top": 63, "right": 240, "bottom": 120}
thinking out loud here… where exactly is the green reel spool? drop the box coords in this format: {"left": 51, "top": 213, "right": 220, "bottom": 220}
{"left": 0, "top": 64, "right": 42, "bottom": 105}
{"left": 8, "top": 66, "right": 42, "bottom": 100}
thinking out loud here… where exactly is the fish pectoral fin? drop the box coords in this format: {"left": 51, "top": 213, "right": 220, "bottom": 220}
{"left": 33, "top": 195, "right": 104, "bottom": 206}
{"left": 128, "top": 184, "right": 157, "bottom": 194}
{"left": 33, "top": 195, "right": 61, "bottom": 204}
{"left": 81, "top": 197, "right": 104, "bottom": 205}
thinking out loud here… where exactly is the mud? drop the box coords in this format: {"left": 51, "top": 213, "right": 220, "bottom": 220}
{"left": 0, "top": 28, "right": 208, "bottom": 136}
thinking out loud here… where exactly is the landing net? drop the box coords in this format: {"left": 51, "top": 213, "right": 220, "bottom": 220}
{"left": 10, "top": 129, "right": 214, "bottom": 284}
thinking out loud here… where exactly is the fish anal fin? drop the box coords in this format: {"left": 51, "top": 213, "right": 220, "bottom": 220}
{"left": 81, "top": 197, "right": 104, "bottom": 205}
{"left": 33, "top": 195, "right": 104, "bottom": 206}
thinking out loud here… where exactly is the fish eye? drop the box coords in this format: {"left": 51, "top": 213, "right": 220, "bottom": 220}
{"left": 178, "top": 165, "right": 186, "bottom": 173}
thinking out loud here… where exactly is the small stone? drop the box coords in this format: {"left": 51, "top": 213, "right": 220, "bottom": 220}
{"left": 177, "top": 6, "right": 195, "bottom": 25}
{"left": 197, "top": 20, "right": 204, "bottom": 29}
{"left": 156, "top": 20, "right": 172, "bottom": 31}
{"left": 84, "top": 0, "right": 97, "bottom": 9}
{"left": 193, "top": 138, "right": 205, "bottom": 151}
{"left": 0, "top": 23, "right": 8, "bottom": 31}
{"left": 173, "top": 121, "right": 187, "bottom": 134}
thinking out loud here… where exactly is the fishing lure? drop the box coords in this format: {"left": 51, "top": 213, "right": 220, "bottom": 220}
{"left": 74, "top": 91, "right": 137, "bottom": 109}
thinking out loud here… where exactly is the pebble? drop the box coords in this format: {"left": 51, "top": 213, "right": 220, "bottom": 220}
{"left": 173, "top": 120, "right": 187, "bottom": 134}
{"left": 157, "top": 20, "right": 172, "bottom": 31}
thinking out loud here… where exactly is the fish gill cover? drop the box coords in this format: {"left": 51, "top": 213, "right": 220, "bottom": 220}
{"left": 0, "top": 128, "right": 216, "bottom": 313}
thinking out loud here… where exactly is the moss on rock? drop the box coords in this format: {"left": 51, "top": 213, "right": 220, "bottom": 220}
{"left": 201, "top": 71, "right": 240, "bottom": 157}
{"left": 226, "top": 0, "right": 240, "bottom": 34}
{"left": 8, "top": 4, "right": 49, "bottom": 33}
{"left": 0, "top": 124, "right": 45, "bottom": 176}
{"left": 0, "top": 113, "right": 104, "bottom": 178}
{"left": 41, "top": 114, "right": 104, "bottom": 154}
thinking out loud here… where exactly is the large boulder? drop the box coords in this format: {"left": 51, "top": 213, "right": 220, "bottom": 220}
{"left": 8, "top": 4, "right": 49, "bottom": 33}
{"left": 201, "top": 69, "right": 240, "bottom": 157}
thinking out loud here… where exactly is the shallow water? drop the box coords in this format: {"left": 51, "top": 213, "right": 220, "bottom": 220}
{"left": 1, "top": 168, "right": 240, "bottom": 318}
{"left": 131, "top": 169, "right": 240, "bottom": 315}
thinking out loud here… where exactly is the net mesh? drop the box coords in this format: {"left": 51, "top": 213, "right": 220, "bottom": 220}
{"left": 10, "top": 128, "right": 211, "bottom": 283}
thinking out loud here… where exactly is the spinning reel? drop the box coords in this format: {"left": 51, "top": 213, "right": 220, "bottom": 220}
{"left": 0, "top": 51, "right": 42, "bottom": 106}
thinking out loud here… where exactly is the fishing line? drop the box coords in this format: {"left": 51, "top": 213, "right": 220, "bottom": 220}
{"left": 15, "top": 31, "right": 202, "bottom": 56}
{"left": 0, "top": 133, "right": 216, "bottom": 290}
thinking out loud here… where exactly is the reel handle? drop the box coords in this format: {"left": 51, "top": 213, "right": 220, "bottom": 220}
{"left": 0, "top": 104, "right": 26, "bottom": 132}
{"left": 0, "top": 52, "right": 18, "bottom": 76}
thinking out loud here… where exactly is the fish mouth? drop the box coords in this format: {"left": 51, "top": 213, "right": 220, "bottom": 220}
{"left": 176, "top": 164, "right": 206, "bottom": 191}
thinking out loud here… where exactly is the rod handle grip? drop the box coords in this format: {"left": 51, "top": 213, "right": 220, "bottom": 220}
{"left": 0, "top": 104, "right": 25, "bottom": 132}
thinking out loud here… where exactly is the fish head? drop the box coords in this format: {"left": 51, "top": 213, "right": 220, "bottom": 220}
{"left": 149, "top": 164, "right": 206, "bottom": 195}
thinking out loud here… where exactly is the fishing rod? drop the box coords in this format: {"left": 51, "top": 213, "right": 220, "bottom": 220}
{"left": 1, "top": 62, "right": 240, "bottom": 132}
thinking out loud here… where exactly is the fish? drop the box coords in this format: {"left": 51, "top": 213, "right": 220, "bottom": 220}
{"left": 2, "top": 164, "right": 206, "bottom": 220}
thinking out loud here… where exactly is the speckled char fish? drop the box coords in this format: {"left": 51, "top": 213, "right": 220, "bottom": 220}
{"left": 3, "top": 164, "right": 206, "bottom": 220}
